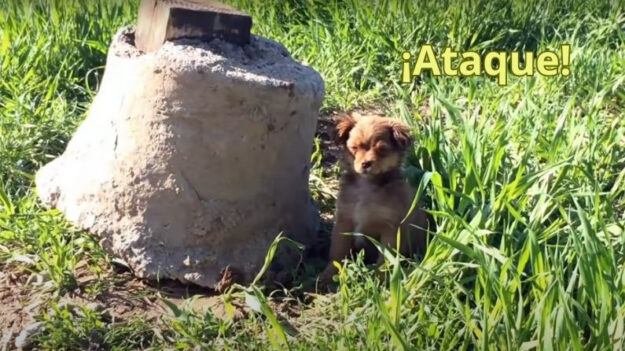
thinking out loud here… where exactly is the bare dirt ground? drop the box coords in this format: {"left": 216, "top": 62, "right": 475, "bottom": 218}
{"left": 0, "top": 266, "right": 35, "bottom": 341}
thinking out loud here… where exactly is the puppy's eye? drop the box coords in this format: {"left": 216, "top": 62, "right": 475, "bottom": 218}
{"left": 348, "top": 144, "right": 365, "bottom": 152}
{"left": 376, "top": 145, "right": 389, "bottom": 155}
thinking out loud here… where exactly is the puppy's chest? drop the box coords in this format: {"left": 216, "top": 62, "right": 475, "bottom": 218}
{"left": 344, "top": 180, "right": 405, "bottom": 232}
{"left": 353, "top": 201, "right": 388, "bottom": 233}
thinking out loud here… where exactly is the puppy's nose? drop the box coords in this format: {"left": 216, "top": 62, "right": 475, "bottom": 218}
{"left": 361, "top": 161, "right": 373, "bottom": 170}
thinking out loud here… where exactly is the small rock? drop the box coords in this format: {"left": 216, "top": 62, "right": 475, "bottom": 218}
{"left": 14, "top": 322, "right": 44, "bottom": 350}
{"left": 1, "top": 331, "right": 13, "bottom": 351}
{"left": 85, "top": 302, "right": 105, "bottom": 312}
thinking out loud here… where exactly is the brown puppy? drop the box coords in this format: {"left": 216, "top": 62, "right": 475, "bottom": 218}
{"left": 320, "top": 114, "right": 429, "bottom": 281}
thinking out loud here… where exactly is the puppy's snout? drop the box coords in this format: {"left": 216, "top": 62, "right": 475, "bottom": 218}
{"left": 361, "top": 160, "right": 373, "bottom": 170}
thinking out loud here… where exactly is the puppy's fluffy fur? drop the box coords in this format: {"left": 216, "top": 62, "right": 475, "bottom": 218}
{"left": 320, "top": 114, "right": 430, "bottom": 280}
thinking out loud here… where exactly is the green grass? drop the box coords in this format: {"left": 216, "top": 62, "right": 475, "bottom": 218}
{"left": 1, "top": 0, "right": 625, "bottom": 349}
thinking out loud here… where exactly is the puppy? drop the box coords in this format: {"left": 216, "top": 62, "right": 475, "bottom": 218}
{"left": 320, "top": 114, "right": 430, "bottom": 281}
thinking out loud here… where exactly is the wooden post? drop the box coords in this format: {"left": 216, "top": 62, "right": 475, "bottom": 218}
{"left": 136, "top": 0, "right": 253, "bottom": 53}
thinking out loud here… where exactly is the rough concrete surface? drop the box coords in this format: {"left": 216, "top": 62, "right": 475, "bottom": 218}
{"left": 35, "top": 27, "right": 325, "bottom": 288}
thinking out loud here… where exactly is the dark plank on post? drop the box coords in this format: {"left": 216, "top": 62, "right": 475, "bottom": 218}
{"left": 136, "top": 0, "right": 253, "bottom": 53}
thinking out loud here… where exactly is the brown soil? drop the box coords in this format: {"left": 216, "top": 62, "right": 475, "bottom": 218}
{"left": 0, "top": 266, "right": 36, "bottom": 338}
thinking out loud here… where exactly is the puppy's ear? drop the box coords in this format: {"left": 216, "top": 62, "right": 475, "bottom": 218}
{"left": 388, "top": 120, "right": 413, "bottom": 151}
{"left": 335, "top": 114, "right": 357, "bottom": 143}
